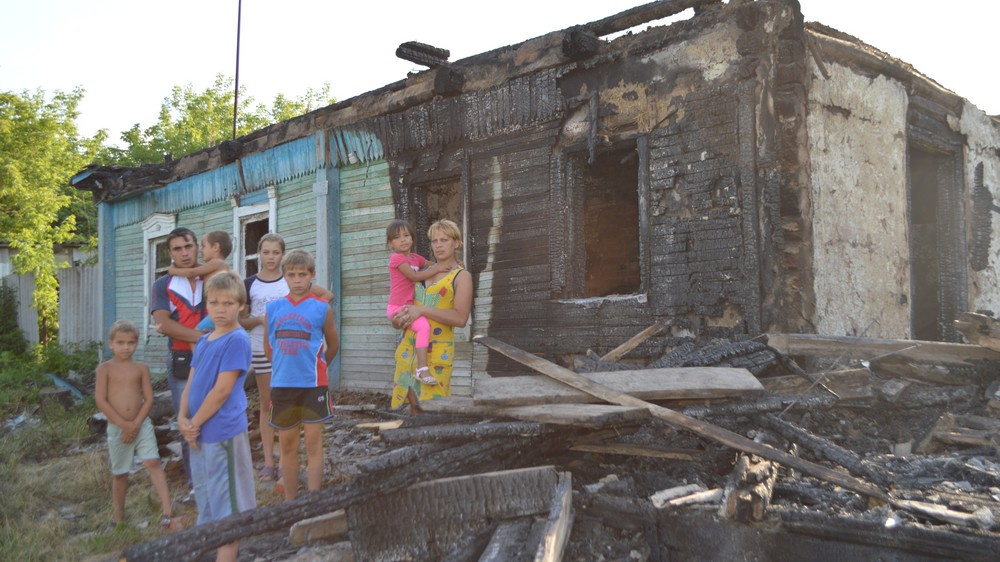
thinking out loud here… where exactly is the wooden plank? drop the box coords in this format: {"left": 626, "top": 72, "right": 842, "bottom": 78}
{"left": 288, "top": 509, "right": 348, "bottom": 546}
{"left": 473, "top": 368, "right": 763, "bottom": 407}
{"left": 534, "top": 471, "right": 573, "bottom": 562}
{"left": 600, "top": 322, "right": 664, "bottom": 361}
{"left": 501, "top": 404, "right": 650, "bottom": 427}
{"left": 766, "top": 333, "right": 1000, "bottom": 365}
{"left": 418, "top": 396, "right": 650, "bottom": 427}
{"left": 474, "top": 336, "right": 890, "bottom": 502}
{"left": 355, "top": 420, "right": 404, "bottom": 432}
{"left": 759, "top": 368, "right": 873, "bottom": 400}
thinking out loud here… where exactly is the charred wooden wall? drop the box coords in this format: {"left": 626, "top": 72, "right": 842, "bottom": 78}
{"left": 376, "top": 0, "right": 814, "bottom": 372}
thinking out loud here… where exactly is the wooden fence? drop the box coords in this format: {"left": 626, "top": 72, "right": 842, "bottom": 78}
{"left": 1, "top": 265, "right": 101, "bottom": 346}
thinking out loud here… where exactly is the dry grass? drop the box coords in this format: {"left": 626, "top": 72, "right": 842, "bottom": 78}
{"left": 0, "top": 403, "right": 293, "bottom": 560}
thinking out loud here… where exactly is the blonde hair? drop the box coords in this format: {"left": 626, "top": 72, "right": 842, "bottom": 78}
{"left": 108, "top": 319, "right": 139, "bottom": 340}
{"left": 428, "top": 219, "right": 462, "bottom": 244}
{"left": 205, "top": 270, "right": 247, "bottom": 305}
{"left": 258, "top": 232, "right": 285, "bottom": 253}
{"left": 281, "top": 249, "right": 316, "bottom": 274}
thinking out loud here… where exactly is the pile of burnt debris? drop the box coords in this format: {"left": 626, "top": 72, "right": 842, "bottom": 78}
{"left": 125, "top": 318, "right": 1000, "bottom": 561}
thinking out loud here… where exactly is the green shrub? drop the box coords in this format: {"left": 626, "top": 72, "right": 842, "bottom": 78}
{"left": 0, "top": 351, "right": 48, "bottom": 416}
{"left": 38, "top": 340, "right": 100, "bottom": 383}
{"left": 0, "top": 341, "right": 99, "bottom": 418}
{"left": 0, "top": 284, "right": 26, "bottom": 356}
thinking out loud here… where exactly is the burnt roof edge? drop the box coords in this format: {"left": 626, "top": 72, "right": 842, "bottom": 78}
{"left": 71, "top": 0, "right": 727, "bottom": 202}
{"left": 805, "top": 22, "right": 965, "bottom": 116}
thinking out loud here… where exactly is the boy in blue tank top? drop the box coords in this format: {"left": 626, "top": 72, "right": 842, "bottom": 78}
{"left": 178, "top": 270, "right": 255, "bottom": 561}
{"left": 263, "top": 249, "right": 339, "bottom": 500}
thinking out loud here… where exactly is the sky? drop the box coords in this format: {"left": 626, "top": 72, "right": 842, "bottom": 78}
{"left": 1, "top": 0, "right": 997, "bottom": 146}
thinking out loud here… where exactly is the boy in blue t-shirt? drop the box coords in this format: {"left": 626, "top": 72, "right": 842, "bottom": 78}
{"left": 263, "top": 249, "right": 339, "bottom": 500}
{"left": 179, "top": 270, "right": 255, "bottom": 561}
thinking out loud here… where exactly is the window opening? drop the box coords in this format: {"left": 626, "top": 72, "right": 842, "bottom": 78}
{"left": 242, "top": 216, "right": 269, "bottom": 277}
{"left": 570, "top": 144, "right": 641, "bottom": 298}
{"left": 153, "top": 240, "right": 171, "bottom": 281}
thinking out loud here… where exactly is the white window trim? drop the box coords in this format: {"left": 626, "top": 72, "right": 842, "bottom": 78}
{"left": 141, "top": 213, "right": 176, "bottom": 342}
{"left": 231, "top": 186, "right": 277, "bottom": 278}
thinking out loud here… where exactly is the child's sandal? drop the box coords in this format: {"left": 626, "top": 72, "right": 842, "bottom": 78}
{"left": 414, "top": 367, "right": 438, "bottom": 386}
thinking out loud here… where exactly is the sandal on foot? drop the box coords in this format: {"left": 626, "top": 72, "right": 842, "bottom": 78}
{"left": 258, "top": 466, "right": 278, "bottom": 481}
{"left": 414, "top": 367, "right": 438, "bottom": 386}
{"left": 160, "top": 515, "right": 173, "bottom": 531}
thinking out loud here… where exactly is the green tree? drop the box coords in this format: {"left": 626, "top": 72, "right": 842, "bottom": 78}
{"left": 0, "top": 88, "right": 101, "bottom": 341}
{"left": 105, "top": 75, "right": 336, "bottom": 166}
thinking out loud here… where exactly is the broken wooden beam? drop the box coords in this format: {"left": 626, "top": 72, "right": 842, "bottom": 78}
{"left": 288, "top": 509, "right": 347, "bottom": 546}
{"left": 680, "top": 394, "right": 838, "bottom": 418}
{"left": 533, "top": 471, "right": 574, "bottom": 562}
{"left": 473, "top": 336, "right": 890, "bottom": 502}
{"left": 395, "top": 41, "right": 450, "bottom": 67}
{"left": 719, "top": 454, "right": 778, "bottom": 522}
{"left": 601, "top": 322, "right": 664, "bottom": 362}
{"left": 582, "top": 0, "right": 720, "bottom": 37}
{"left": 760, "top": 414, "right": 891, "bottom": 488}
{"left": 473, "top": 367, "right": 764, "bottom": 407}
{"left": 766, "top": 333, "right": 1000, "bottom": 365}
{"left": 954, "top": 311, "right": 1000, "bottom": 351}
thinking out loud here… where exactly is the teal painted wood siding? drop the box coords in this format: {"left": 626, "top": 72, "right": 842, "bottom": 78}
{"left": 338, "top": 162, "right": 396, "bottom": 392}
{"left": 277, "top": 176, "right": 320, "bottom": 255}
{"left": 337, "top": 161, "right": 473, "bottom": 396}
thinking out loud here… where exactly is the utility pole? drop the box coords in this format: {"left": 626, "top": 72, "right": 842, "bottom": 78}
{"left": 233, "top": 0, "right": 242, "bottom": 140}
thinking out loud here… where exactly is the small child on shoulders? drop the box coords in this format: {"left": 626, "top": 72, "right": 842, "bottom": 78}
{"left": 385, "top": 219, "right": 446, "bottom": 386}
{"left": 169, "top": 230, "right": 233, "bottom": 334}
{"left": 263, "top": 249, "right": 339, "bottom": 500}
{"left": 95, "top": 320, "right": 174, "bottom": 531}
{"left": 178, "top": 271, "right": 256, "bottom": 561}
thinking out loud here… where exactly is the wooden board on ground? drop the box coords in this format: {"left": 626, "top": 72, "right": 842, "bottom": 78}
{"left": 760, "top": 368, "right": 873, "bottom": 400}
{"left": 473, "top": 368, "right": 763, "bottom": 407}
{"left": 766, "top": 333, "right": 1000, "bottom": 365}
{"left": 419, "top": 396, "right": 650, "bottom": 427}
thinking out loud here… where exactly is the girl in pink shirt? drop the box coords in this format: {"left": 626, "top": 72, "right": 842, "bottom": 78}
{"left": 386, "top": 220, "right": 445, "bottom": 386}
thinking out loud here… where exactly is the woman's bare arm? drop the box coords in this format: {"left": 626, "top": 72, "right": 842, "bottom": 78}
{"left": 407, "top": 270, "right": 472, "bottom": 327}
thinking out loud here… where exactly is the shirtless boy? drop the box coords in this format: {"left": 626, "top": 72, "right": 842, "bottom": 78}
{"left": 95, "top": 320, "right": 174, "bottom": 531}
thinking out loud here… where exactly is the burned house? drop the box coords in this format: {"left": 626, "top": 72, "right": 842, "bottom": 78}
{"left": 72, "top": 0, "right": 1000, "bottom": 391}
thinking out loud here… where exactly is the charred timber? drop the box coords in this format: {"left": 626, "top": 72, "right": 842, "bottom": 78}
{"left": 122, "top": 436, "right": 540, "bottom": 560}
{"left": 396, "top": 41, "right": 450, "bottom": 67}
{"left": 761, "top": 414, "right": 891, "bottom": 488}
{"left": 582, "top": 0, "right": 721, "bottom": 38}
{"left": 776, "top": 508, "right": 1000, "bottom": 562}
{"left": 561, "top": 28, "right": 601, "bottom": 60}
{"left": 680, "top": 393, "right": 838, "bottom": 418}
{"left": 720, "top": 454, "right": 779, "bottom": 522}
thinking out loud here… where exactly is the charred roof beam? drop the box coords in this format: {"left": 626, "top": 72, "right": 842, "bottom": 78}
{"left": 582, "top": 0, "right": 721, "bottom": 37}
{"left": 396, "top": 41, "right": 450, "bottom": 68}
